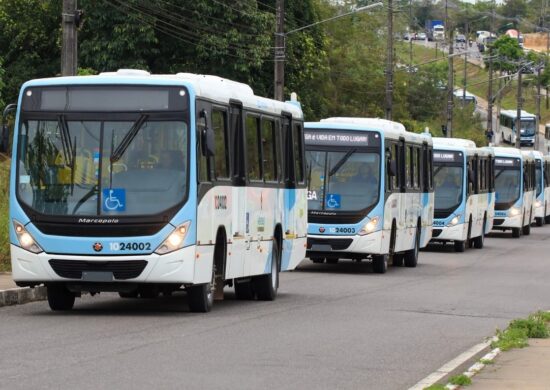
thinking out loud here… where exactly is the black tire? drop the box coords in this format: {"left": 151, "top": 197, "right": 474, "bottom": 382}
{"left": 473, "top": 219, "right": 486, "bottom": 249}
{"left": 47, "top": 284, "right": 75, "bottom": 311}
{"left": 310, "top": 257, "right": 325, "bottom": 264}
{"left": 326, "top": 258, "right": 339, "bottom": 264}
{"left": 392, "top": 253, "right": 404, "bottom": 267}
{"left": 187, "top": 268, "right": 215, "bottom": 313}
{"left": 523, "top": 221, "right": 531, "bottom": 235}
{"left": 454, "top": 240, "right": 466, "bottom": 252}
{"left": 372, "top": 254, "right": 388, "bottom": 274}
{"left": 404, "top": 227, "right": 420, "bottom": 267}
{"left": 253, "top": 240, "right": 280, "bottom": 301}
{"left": 512, "top": 227, "right": 521, "bottom": 238}
{"left": 536, "top": 217, "right": 544, "bottom": 227}
{"left": 234, "top": 279, "right": 256, "bottom": 300}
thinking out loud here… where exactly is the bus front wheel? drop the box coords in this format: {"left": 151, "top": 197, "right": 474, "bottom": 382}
{"left": 473, "top": 218, "right": 486, "bottom": 249}
{"left": 47, "top": 284, "right": 75, "bottom": 311}
{"left": 512, "top": 227, "right": 522, "bottom": 238}
{"left": 536, "top": 217, "right": 544, "bottom": 227}
{"left": 404, "top": 227, "right": 420, "bottom": 267}
{"left": 372, "top": 254, "right": 388, "bottom": 274}
{"left": 187, "top": 268, "right": 215, "bottom": 313}
{"left": 454, "top": 240, "right": 466, "bottom": 252}
{"left": 253, "top": 240, "right": 280, "bottom": 301}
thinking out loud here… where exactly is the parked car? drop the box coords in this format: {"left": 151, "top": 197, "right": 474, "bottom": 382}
{"left": 418, "top": 32, "right": 427, "bottom": 40}
{"left": 455, "top": 34, "right": 466, "bottom": 44}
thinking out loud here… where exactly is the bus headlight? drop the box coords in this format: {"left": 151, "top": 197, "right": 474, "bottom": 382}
{"left": 509, "top": 207, "right": 520, "bottom": 217}
{"left": 535, "top": 200, "right": 542, "bottom": 208}
{"left": 13, "top": 220, "right": 43, "bottom": 254}
{"left": 359, "top": 217, "right": 380, "bottom": 236}
{"left": 155, "top": 221, "right": 191, "bottom": 255}
{"left": 447, "top": 214, "right": 461, "bottom": 227}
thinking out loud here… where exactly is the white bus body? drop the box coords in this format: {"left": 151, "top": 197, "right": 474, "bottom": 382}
{"left": 499, "top": 109, "right": 536, "bottom": 147}
{"left": 533, "top": 151, "right": 550, "bottom": 226}
{"left": 490, "top": 147, "right": 536, "bottom": 237}
{"left": 431, "top": 138, "right": 495, "bottom": 252}
{"left": 305, "top": 118, "right": 434, "bottom": 273}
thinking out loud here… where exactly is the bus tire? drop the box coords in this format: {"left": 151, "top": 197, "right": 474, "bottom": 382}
{"left": 311, "top": 257, "right": 325, "bottom": 264}
{"left": 523, "top": 214, "right": 531, "bottom": 235}
{"left": 392, "top": 253, "right": 404, "bottom": 267}
{"left": 473, "top": 218, "right": 486, "bottom": 249}
{"left": 253, "top": 240, "right": 280, "bottom": 301}
{"left": 454, "top": 240, "right": 466, "bottom": 252}
{"left": 536, "top": 217, "right": 544, "bottom": 227}
{"left": 404, "top": 227, "right": 420, "bottom": 268}
{"left": 234, "top": 279, "right": 255, "bottom": 300}
{"left": 512, "top": 227, "right": 521, "bottom": 238}
{"left": 47, "top": 284, "right": 75, "bottom": 311}
{"left": 372, "top": 254, "right": 388, "bottom": 274}
{"left": 326, "top": 258, "right": 339, "bottom": 264}
{"left": 187, "top": 268, "right": 215, "bottom": 313}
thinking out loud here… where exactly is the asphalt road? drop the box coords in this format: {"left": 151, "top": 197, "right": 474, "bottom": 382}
{"left": 2, "top": 227, "right": 550, "bottom": 390}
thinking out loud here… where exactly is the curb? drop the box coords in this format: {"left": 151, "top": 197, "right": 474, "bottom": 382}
{"left": 445, "top": 347, "right": 501, "bottom": 390}
{"left": 409, "top": 337, "right": 498, "bottom": 390}
{"left": 0, "top": 286, "right": 47, "bottom": 307}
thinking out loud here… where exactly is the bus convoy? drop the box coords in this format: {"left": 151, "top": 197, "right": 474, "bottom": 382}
{"left": 0, "top": 71, "right": 548, "bottom": 313}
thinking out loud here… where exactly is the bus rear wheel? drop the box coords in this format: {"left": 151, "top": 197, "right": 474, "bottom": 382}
{"left": 47, "top": 284, "right": 75, "bottom": 311}
{"left": 372, "top": 254, "right": 388, "bottom": 274}
{"left": 234, "top": 279, "right": 255, "bottom": 300}
{"left": 253, "top": 240, "right": 280, "bottom": 301}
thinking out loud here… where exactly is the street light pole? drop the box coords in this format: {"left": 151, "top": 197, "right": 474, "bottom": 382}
{"left": 463, "top": 21, "right": 468, "bottom": 106}
{"left": 273, "top": 2, "right": 382, "bottom": 101}
{"left": 385, "top": 0, "right": 394, "bottom": 120}
{"left": 515, "top": 69, "right": 523, "bottom": 149}
{"left": 486, "top": 1, "right": 495, "bottom": 142}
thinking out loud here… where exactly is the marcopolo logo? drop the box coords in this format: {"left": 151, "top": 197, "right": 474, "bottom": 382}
{"left": 78, "top": 218, "right": 119, "bottom": 224}
{"left": 92, "top": 242, "right": 103, "bottom": 252}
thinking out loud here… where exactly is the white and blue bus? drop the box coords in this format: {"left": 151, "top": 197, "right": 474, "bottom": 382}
{"left": 499, "top": 109, "right": 536, "bottom": 147}
{"left": 304, "top": 118, "right": 434, "bottom": 274}
{"left": 431, "top": 138, "right": 495, "bottom": 252}
{"left": 490, "top": 147, "right": 536, "bottom": 237}
{"left": 1, "top": 70, "right": 308, "bottom": 312}
{"left": 532, "top": 151, "right": 550, "bottom": 226}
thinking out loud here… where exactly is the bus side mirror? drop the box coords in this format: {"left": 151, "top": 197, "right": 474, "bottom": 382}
{"left": 199, "top": 109, "right": 215, "bottom": 157}
{"left": 0, "top": 124, "right": 8, "bottom": 154}
{"left": 388, "top": 159, "right": 397, "bottom": 176}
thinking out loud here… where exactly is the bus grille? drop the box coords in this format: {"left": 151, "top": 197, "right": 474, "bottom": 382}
{"left": 307, "top": 238, "right": 353, "bottom": 250}
{"left": 493, "top": 219, "right": 504, "bottom": 226}
{"left": 49, "top": 260, "right": 148, "bottom": 280}
{"left": 432, "top": 229, "right": 442, "bottom": 238}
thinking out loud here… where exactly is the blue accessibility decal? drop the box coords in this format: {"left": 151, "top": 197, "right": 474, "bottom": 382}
{"left": 103, "top": 188, "right": 126, "bottom": 212}
{"left": 326, "top": 193, "right": 341, "bottom": 209}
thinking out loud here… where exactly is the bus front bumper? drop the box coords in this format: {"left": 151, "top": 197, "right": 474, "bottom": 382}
{"left": 10, "top": 244, "right": 198, "bottom": 286}
{"left": 306, "top": 231, "right": 385, "bottom": 258}
{"left": 534, "top": 202, "right": 545, "bottom": 219}
{"left": 492, "top": 214, "right": 522, "bottom": 230}
{"left": 430, "top": 223, "right": 468, "bottom": 242}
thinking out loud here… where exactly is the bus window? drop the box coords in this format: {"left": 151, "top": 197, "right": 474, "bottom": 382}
{"left": 261, "top": 118, "right": 277, "bottom": 182}
{"left": 212, "top": 109, "right": 229, "bottom": 179}
{"left": 293, "top": 123, "right": 305, "bottom": 184}
{"left": 197, "top": 112, "right": 209, "bottom": 182}
{"left": 245, "top": 115, "right": 261, "bottom": 181}
{"left": 406, "top": 146, "right": 412, "bottom": 189}
{"left": 392, "top": 144, "right": 399, "bottom": 190}
{"left": 416, "top": 147, "right": 422, "bottom": 189}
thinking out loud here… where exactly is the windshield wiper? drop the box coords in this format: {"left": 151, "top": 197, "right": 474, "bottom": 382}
{"left": 57, "top": 115, "right": 74, "bottom": 167}
{"left": 328, "top": 148, "right": 356, "bottom": 177}
{"left": 110, "top": 115, "right": 148, "bottom": 163}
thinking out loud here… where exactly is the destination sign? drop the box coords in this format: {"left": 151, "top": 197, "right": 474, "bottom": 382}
{"left": 433, "top": 150, "right": 462, "bottom": 163}
{"left": 304, "top": 130, "right": 380, "bottom": 147}
{"left": 495, "top": 158, "right": 520, "bottom": 167}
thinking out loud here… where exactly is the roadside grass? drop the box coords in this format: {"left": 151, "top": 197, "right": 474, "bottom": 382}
{"left": 479, "top": 358, "right": 494, "bottom": 365}
{"left": 423, "top": 384, "right": 447, "bottom": 390}
{"left": 0, "top": 157, "right": 9, "bottom": 272}
{"left": 449, "top": 374, "right": 472, "bottom": 386}
{"left": 492, "top": 311, "right": 550, "bottom": 351}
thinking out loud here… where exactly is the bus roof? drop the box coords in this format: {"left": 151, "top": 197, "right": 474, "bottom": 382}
{"left": 20, "top": 70, "right": 303, "bottom": 119}
{"left": 500, "top": 109, "right": 536, "bottom": 119}
{"left": 485, "top": 146, "right": 524, "bottom": 159}
{"left": 453, "top": 89, "right": 476, "bottom": 99}
{"left": 531, "top": 150, "right": 544, "bottom": 161}
{"left": 306, "top": 117, "right": 432, "bottom": 144}
{"left": 521, "top": 150, "right": 536, "bottom": 162}
{"left": 433, "top": 137, "right": 493, "bottom": 157}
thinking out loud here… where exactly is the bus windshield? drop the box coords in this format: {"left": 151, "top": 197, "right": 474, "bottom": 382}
{"left": 16, "top": 118, "right": 188, "bottom": 216}
{"left": 434, "top": 165, "right": 463, "bottom": 212}
{"left": 494, "top": 158, "right": 521, "bottom": 207}
{"left": 307, "top": 150, "right": 380, "bottom": 212}
{"left": 513, "top": 120, "right": 536, "bottom": 136}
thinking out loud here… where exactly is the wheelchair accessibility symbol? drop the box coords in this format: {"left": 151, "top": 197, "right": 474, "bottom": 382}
{"left": 326, "top": 194, "right": 341, "bottom": 209}
{"left": 102, "top": 188, "right": 126, "bottom": 212}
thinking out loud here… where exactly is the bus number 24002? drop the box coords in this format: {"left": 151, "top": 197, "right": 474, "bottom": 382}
{"left": 110, "top": 242, "right": 152, "bottom": 251}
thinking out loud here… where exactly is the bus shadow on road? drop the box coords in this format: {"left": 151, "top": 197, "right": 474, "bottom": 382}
{"left": 295, "top": 259, "right": 408, "bottom": 275}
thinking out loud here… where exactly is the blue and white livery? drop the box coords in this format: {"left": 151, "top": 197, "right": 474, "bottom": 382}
{"left": 499, "top": 110, "right": 536, "bottom": 147}
{"left": 5, "top": 70, "right": 307, "bottom": 312}
{"left": 304, "top": 118, "right": 434, "bottom": 273}
{"left": 532, "top": 151, "right": 550, "bottom": 227}
{"left": 430, "top": 138, "right": 495, "bottom": 252}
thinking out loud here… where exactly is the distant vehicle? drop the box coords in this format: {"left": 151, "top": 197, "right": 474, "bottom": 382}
{"left": 453, "top": 89, "right": 477, "bottom": 106}
{"left": 433, "top": 24, "right": 445, "bottom": 41}
{"left": 426, "top": 19, "right": 445, "bottom": 41}
{"left": 489, "top": 147, "right": 536, "bottom": 238}
{"left": 531, "top": 151, "right": 550, "bottom": 226}
{"left": 431, "top": 138, "right": 495, "bottom": 252}
{"left": 418, "top": 32, "right": 427, "bottom": 40}
{"left": 499, "top": 109, "right": 536, "bottom": 147}
{"left": 478, "top": 36, "right": 496, "bottom": 53}
{"left": 455, "top": 34, "right": 467, "bottom": 44}
{"left": 304, "top": 118, "right": 434, "bottom": 273}
{"left": 504, "top": 29, "right": 524, "bottom": 48}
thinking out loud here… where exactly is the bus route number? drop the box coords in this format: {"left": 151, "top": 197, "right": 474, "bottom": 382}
{"left": 330, "top": 227, "right": 355, "bottom": 234}
{"left": 110, "top": 242, "right": 151, "bottom": 251}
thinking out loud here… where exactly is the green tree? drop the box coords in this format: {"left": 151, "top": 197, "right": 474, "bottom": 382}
{"left": 486, "top": 35, "right": 524, "bottom": 72}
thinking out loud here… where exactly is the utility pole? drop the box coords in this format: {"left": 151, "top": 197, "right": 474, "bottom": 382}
{"left": 462, "top": 21, "right": 468, "bottom": 106}
{"left": 515, "top": 69, "right": 523, "bottom": 149}
{"left": 61, "top": 0, "right": 78, "bottom": 76}
{"left": 409, "top": 0, "right": 413, "bottom": 69}
{"left": 536, "top": 65, "right": 542, "bottom": 150}
{"left": 446, "top": 27, "right": 454, "bottom": 137}
{"left": 486, "top": 1, "right": 495, "bottom": 142}
{"left": 274, "top": 0, "right": 285, "bottom": 101}
{"left": 385, "top": 0, "right": 394, "bottom": 120}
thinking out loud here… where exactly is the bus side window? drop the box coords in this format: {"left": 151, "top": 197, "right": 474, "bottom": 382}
{"left": 197, "top": 110, "right": 210, "bottom": 182}
{"left": 261, "top": 117, "right": 277, "bottom": 182}
{"left": 385, "top": 146, "right": 393, "bottom": 192}
{"left": 212, "top": 108, "right": 230, "bottom": 180}
{"left": 393, "top": 144, "right": 399, "bottom": 190}
{"left": 245, "top": 115, "right": 262, "bottom": 181}
{"left": 405, "top": 145, "right": 412, "bottom": 189}
{"left": 293, "top": 122, "right": 305, "bottom": 184}
{"left": 416, "top": 147, "right": 422, "bottom": 190}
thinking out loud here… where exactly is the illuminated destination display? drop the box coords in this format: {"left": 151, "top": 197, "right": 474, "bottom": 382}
{"left": 495, "top": 158, "right": 520, "bottom": 167}
{"left": 304, "top": 130, "right": 380, "bottom": 147}
{"left": 433, "top": 150, "right": 463, "bottom": 163}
